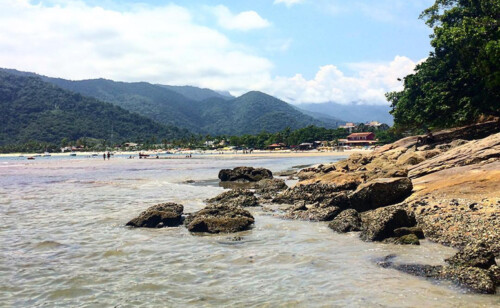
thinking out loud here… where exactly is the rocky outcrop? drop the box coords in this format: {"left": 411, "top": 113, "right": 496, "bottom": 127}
{"left": 360, "top": 205, "right": 416, "bottom": 241}
{"left": 218, "top": 166, "right": 273, "bottom": 182}
{"left": 273, "top": 183, "right": 351, "bottom": 207}
{"left": 328, "top": 209, "right": 362, "bottom": 233}
{"left": 206, "top": 189, "right": 259, "bottom": 207}
{"left": 408, "top": 133, "right": 500, "bottom": 178}
{"left": 126, "top": 203, "right": 183, "bottom": 228}
{"left": 185, "top": 204, "right": 254, "bottom": 233}
{"left": 349, "top": 177, "right": 413, "bottom": 212}
{"left": 254, "top": 178, "right": 288, "bottom": 200}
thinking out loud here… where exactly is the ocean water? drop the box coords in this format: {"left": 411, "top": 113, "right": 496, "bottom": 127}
{"left": 0, "top": 155, "right": 499, "bottom": 307}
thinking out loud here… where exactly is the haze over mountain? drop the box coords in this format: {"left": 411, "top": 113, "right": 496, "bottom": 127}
{"left": 297, "top": 102, "right": 394, "bottom": 126}
{"left": 0, "top": 71, "right": 188, "bottom": 146}
{"left": 1, "top": 68, "right": 345, "bottom": 136}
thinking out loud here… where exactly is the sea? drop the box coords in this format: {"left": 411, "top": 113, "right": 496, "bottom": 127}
{"left": 1, "top": 154, "right": 498, "bottom": 307}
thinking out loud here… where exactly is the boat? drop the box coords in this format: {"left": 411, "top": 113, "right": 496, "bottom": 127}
{"left": 69, "top": 153, "right": 77, "bottom": 156}
{"left": 139, "top": 153, "right": 150, "bottom": 158}
{"left": 27, "top": 157, "right": 35, "bottom": 160}
{"left": 91, "top": 153, "right": 98, "bottom": 157}
{"left": 42, "top": 152, "right": 51, "bottom": 157}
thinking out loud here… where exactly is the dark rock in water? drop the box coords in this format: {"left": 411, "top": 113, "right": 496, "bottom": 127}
{"left": 445, "top": 242, "right": 497, "bottom": 269}
{"left": 393, "top": 226, "right": 425, "bottom": 239}
{"left": 185, "top": 204, "right": 254, "bottom": 233}
{"left": 379, "top": 256, "right": 497, "bottom": 294}
{"left": 360, "top": 205, "right": 416, "bottom": 241}
{"left": 328, "top": 209, "right": 362, "bottom": 233}
{"left": 218, "top": 167, "right": 273, "bottom": 182}
{"left": 274, "top": 169, "right": 297, "bottom": 177}
{"left": 274, "top": 184, "right": 351, "bottom": 208}
{"left": 206, "top": 189, "right": 259, "bottom": 207}
{"left": 127, "top": 203, "right": 183, "bottom": 228}
{"left": 350, "top": 177, "right": 413, "bottom": 212}
{"left": 395, "top": 234, "right": 420, "bottom": 245}
{"left": 286, "top": 202, "right": 341, "bottom": 221}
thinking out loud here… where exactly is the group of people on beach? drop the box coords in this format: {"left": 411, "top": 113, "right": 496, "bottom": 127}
{"left": 103, "top": 152, "right": 111, "bottom": 160}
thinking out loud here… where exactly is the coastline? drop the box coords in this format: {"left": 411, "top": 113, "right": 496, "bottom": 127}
{"left": 0, "top": 149, "right": 370, "bottom": 159}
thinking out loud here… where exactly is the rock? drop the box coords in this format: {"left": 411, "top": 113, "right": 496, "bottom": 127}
{"left": 126, "top": 203, "right": 183, "bottom": 228}
{"left": 393, "top": 226, "right": 425, "bottom": 239}
{"left": 328, "top": 209, "right": 362, "bottom": 233}
{"left": 379, "top": 256, "right": 497, "bottom": 294}
{"left": 286, "top": 203, "right": 341, "bottom": 221}
{"left": 350, "top": 177, "right": 413, "bottom": 212}
{"left": 445, "top": 242, "right": 497, "bottom": 269}
{"left": 439, "top": 266, "right": 496, "bottom": 294}
{"left": 396, "top": 152, "right": 426, "bottom": 166}
{"left": 255, "top": 179, "right": 288, "bottom": 194}
{"left": 185, "top": 204, "right": 254, "bottom": 233}
{"left": 206, "top": 189, "right": 259, "bottom": 207}
{"left": 218, "top": 166, "right": 273, "bottom": 182}
{"left": 488, "top": 265, "right": 500, "bottom": 286}
{"left": 395, "top": 234, "right": 420, "bottom": 245}
{"left": 360, "top": 205, "right": 416, "bottom": 241}
{"left": 274, "top": 183, "right": 351, "bottom": 208}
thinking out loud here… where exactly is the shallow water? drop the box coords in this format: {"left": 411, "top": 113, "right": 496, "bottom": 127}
{"left": 1, "top": 156, "right": 499, "bottom": 307}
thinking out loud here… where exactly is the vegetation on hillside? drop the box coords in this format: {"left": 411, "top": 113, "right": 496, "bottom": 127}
{"left": 387, "top": 0, "right": 499, "bottom": 131}
{"left": 0, "top": 72, "right": 188, "bottom": 147}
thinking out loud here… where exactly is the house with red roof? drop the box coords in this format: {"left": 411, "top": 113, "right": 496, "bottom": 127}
{"left": 338, "top": 132, "right": 378, "bottom": 146}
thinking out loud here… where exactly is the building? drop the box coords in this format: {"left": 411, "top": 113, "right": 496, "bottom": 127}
{"left": 267, "top": 143, "right": 287, "bottom": 150}
{"left": 366, "top": 121, "right": 383, "bottom": 128}
{"left": 339, "top": 122, "right": 356, "bottom": 133}
{"left": 338, "top": 132, "right": 378, "bottom": 147}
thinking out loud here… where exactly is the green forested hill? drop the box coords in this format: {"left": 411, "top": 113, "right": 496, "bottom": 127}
{"left": 1, "top": 68, "right": 345, "bottom": 136}
{"left": 0, "top": 72, "right": 188, "bottom": 145}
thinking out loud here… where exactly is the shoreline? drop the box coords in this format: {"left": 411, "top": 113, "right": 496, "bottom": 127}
{"left": 0, "top": 149, "right": 370, "bottom": 159}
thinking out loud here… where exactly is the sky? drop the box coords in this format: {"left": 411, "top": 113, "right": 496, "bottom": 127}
{"left": 0, "top": 0, "right": 435, "bottom": 105}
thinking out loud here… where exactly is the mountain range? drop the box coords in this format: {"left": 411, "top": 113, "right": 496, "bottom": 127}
{"left": 0, "top": 71, "right": 188, "bottom": 146}
{"left": 297, "top": 102, "right": 394, "bottom": 125}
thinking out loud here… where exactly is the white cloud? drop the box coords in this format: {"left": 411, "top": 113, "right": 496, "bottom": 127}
{"left": 259, "top": 56, "right": 420, "bottom": 105}
{"left": 0, "top": 0, "right": 272, "bottom": 90}
{"left": 274, "top": 0, "right": 305, "bottom": 8}
{"left": 0, "top": 1, "right": 420, "bottom": 105}
{"left": 211, "top": 5, "right": 270, "bottom": 31}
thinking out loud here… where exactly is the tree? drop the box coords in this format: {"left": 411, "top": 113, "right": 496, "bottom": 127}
{"left": 386, "top": 0, "right": 499, "bottom": 131}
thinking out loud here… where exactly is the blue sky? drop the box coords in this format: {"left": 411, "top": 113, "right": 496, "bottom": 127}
{"left": 0, "top": 0, "right": 435, "bottom": 104}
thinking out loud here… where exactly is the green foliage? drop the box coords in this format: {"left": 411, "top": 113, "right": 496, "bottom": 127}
{"left": 0, "top": 71, "right": 189, "bottom": 147}
{"left": 387, "top": 0, "right": 500, "bottom": 130}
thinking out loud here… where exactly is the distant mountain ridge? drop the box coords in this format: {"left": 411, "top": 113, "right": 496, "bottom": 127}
{"left": 1, "top": 68, "right": 346, "bottom": 135}
{"left": 0, "top": 71, "right": 188, "bottom": 145}
{"left": 297, "top": 102, "right": 394, "bottom": 125}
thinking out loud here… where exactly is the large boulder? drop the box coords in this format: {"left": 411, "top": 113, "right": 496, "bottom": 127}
{"left": 185, "top": 204, "right": 254, "bottom": 233}
{"left": 328, "top": 209, "right": 362, "bottom": 233}
{"left": 360, "top": 205, "right": 416, "bottom": 241}
{"left": 445, "top": 242, "right": 497, "bottom": 269}
{"left": 126, "top": 203, "right": 183, "bottom": 228}
{"left": 350, "top": 177, "right": 413, "bottom": 212}
{"left": 206, "top": 189, "right": 259, "bottom": 207}
{"left": 218, "top": 167, "right": 273, "bottom": 182}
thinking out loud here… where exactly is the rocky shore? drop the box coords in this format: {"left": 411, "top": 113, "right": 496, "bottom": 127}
{"left": 126, "top": 120, "right": 499, "bottom": 294}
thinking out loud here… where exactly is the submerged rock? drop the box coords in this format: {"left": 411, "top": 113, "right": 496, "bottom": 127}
{"left": 185, "top": 204, "right": 254, "bottom": 233}
{"left": 395, "top": 234, "right": 420, "bottom": 245}
{"left": 350, "top": 177, "right": 413, "bottom": 212}
{"left": 393, "top": 226, "right": 425, "bottom": 239}
{"left": 328, "top": 209, "right": 362, "bottom": 233}
{"left": 126, "top": 203, "right": 183, "bottom": 228}
{"left": 360, "top": 205, "right": 416, "bottom": 241}
{"left": 206, "top": 189, "right": 259, "bottom": 207}
{"left": 218, "top": 166, "right": 273, "bottom": 182}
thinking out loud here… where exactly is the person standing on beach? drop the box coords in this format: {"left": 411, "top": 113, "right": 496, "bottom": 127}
{"left": 103, "top": 153, "right": 106, "bottom": 160}
{"left": 107, "top": 152, "right": 111, "bottom": 160}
